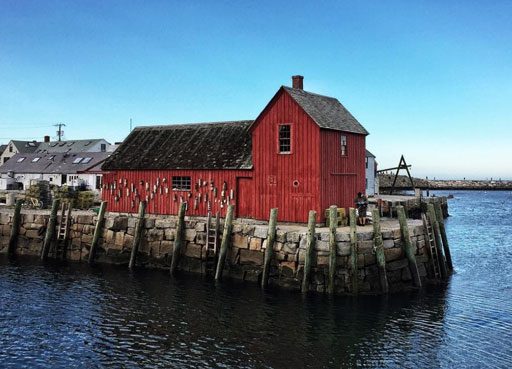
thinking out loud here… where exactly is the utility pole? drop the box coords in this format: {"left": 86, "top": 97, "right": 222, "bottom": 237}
{"left": 54, "top": 123, "right": 66, "bottom": 141}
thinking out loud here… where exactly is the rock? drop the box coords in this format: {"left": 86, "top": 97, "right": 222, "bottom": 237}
{"left": 336, "top": 242, "right": 351, "bottom": 256}
{"left": 144, "top": 218, "right": 155, "bottom": 229}
{"left": 384, "top": 247, "right": 403, "bottom": 262}
{"left": 386, "top": 258, "right": 408, "bottom": 271}
{"left": 164, "top": 228, "right": 175, "bottom": 240}
{"left": 160, "top": 240, "right": 173, "bottom": 255}
{"left": 276, "top": 229, "right": 287, "bottom": 243}
{"left": 253, "top": 226, "right": 268, "bottom": 239}
{"left": 283, "top": 242, "right": 297, "bottom": 254}
{"left": 336, "top": 232, "right": 351, "bottom": 242}
{"left": 185, "top": 229, "right": 196, "bottom": 242}
{"left": 249, "top": 237, "right": 262, "bottom": 251}
{"left": 314, "top": 240, "right": 329, "bottom": 252}
{"left": 358, "top": 241, "right": 374, "bottom": 254}
{"left": 25, "top": 229, "right": 42, "bottom": 239}
{"left": 286, "top": 231, "right": 300, "bottom": 243}
{"left": 77, "top": 215, "right": 94, "bottom": 225}
{"left": 194, "top": 222, "right": 206, "bottom": 232}
{"left": 232, "top": 233, "right": 248, "bottom": 248}
{"left": 105, "top": 230, "right": 115, "bottom": 243}
{"left": 184, "top": 243, "right": 202, "bottom": 258}
{"left": 239, "top": 249, "right": 263, "bottom": 265}
{"left": 148, "top": 229, "right": 163, "bottom": 242}
{"left": 155, "top": 219, "right": 175, "bottom": 228}
{"left": 115, "top": 232, "right": 125, "bottom": 247}
{"left": 357, "top": 231, "right": 374, "bottom": 241}
{"left": 383, "top": 239, "right": 395, "bottom": 249}
{"left": 110, "top": 216, "right": 128, "bottom": 231}
{"left": 242, "top": 224, "right": 255, "bottom": 236}
{"left": 123, "top": 233, "right": 134, "bottom": 249}
{"left": 127, "top": 217, "right": 137, "bottom": 228}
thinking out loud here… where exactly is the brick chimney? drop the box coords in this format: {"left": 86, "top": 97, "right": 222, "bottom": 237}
{"left": 44, "top": 135, "right": 50, "bottom": 143}
{"left": 292, "top": 75, "right": 304, "bottom": 90}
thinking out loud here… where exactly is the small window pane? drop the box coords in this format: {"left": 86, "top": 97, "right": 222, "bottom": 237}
{"left": 82, "top": 157, "right": 92, "bottom": 164}
{"left": 341, "top": 135, "right": 347, "bottom": 156}
{"left": 32, "top": 157, "right": 40, "bottom": 162}
{"left": 279, "top": 125, "right": 291, "bottom": 153}
{"left": 73, "top": 157, "right": 83, "bottom": 164}
{"left": 17, "top": 157, "right": 25, "bottom": 162}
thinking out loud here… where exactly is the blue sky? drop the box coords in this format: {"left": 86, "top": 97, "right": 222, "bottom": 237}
{"left": 1, "top": 0, "right": 511, "bottom": 179}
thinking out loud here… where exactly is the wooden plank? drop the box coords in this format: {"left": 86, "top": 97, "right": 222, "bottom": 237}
{"left": 372, "top": 209, "right": 389, "bottom": 293}
{"left": 327, "top": 205, "right": 337, "bottom": 294}
{"left": 261, "top": 208, "right": 278, "bottom": 288}
{"left": 129, "top": 201, "right": 147, "bottom": 269}
{"left": 396, "top": 205, "right": 422, "bottom": 287}
{"left": 88, "top": 201, "right": 107, "bottom": 264}
{"left": 41, "top": 199, "right": 60, "bottom": 261}
{"left": 170, "top": 202, "right": 187, "bottom": 275}
{"left": 301, "top": 210, "right": 316, "bottom": 293}
{"left": 215, "top": 205, "right": 234, "bottom": 280}
{"left": 7, "top": 199, "right": 23, "bottom": 255}
{"left": 349, "top": 207, "right": 358, "bottom": 294}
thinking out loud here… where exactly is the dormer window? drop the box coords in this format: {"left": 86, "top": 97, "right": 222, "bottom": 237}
{"left": 278, "top": 124, "right": 291, "bottom": 154}
{"left": 73, "top": 157, "right": 83, "bottom": 164}
{"left": 32, "top": 157, "right": 40, "bottom": 162}
{"left": 341, "top": 135, "right": 347, "bottom": 156}
{"left": 17, "top": 157, "right": 25, "bottom": 163}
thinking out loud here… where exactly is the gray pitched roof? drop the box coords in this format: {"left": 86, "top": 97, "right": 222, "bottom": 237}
{"left": 0, "top": 152, "right": 110, "bottom": 174}
{"left": 365, "top": 149, "right": 376, "bottom": 158}
{"left": 102, "top": 121, "right": 253, "bottom": 171}
{"left": 283, "top": 86, "right": 369, "bottom": 135}
{"left": 0, "top": 145, "right": 6, "bottom": 154}
{"left": 35, "top": 139, "right": 108, "bottom": 154}
{"left": 11, "top": 140, "right": 41, "bottom": 153}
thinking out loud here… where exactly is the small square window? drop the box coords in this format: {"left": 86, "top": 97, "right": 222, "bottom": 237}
{"left": 172, "top": 176, "right": 191, "bottom": 191}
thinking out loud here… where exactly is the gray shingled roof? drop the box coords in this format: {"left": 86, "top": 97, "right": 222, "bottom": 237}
{"left": 0, "top": 145, "right": 6, "bottom": 154}
{"left": 11, "top": 140, "right": 41, "bottom": 153}
{"left": 0, "top": 152, "right": 110, "bottom": 174}
{"left": 283, "top": 86, "right": 369, "bottom": 135}
{"left": 35, "top": 139, "right": 108, "bottom": 153}
{"left": 102, "top": 121, "right": 253, "bottom": 171}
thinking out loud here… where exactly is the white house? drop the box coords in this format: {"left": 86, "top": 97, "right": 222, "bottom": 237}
{"left": 0, "top": 140, "right": 41, "bottom": 165}
{"left": 365, "top": 150, "right": 378, "bottom": 196}
{"left": 0, "top": 152, "right": 110, "bottom": 192}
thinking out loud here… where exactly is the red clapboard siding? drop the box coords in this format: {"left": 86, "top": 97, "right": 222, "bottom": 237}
{"left": 251, "top": 90, "right": 321, "bottom": 223}
{"left": 319, "top": 130, "right": 366, "bottom": 215}
{"left": 102, "top": 169, "right": 252, "bottom": 217}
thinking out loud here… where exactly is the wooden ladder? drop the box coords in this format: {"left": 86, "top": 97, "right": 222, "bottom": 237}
{"left": 202, "top": 211, "right": 220, "bottom": 274}
{"left": 422, "top": 213, "right": 441, "bottom": 279}
{"left": 54, "top": 202, "right": 72, "bottom": 259}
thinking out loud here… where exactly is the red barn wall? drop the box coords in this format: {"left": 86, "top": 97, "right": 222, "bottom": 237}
{"left": 319, "top": 130, "right": 366, "bottom": 214}
{"left": 251, "top": 91, "right": 321, "bottom": 223}
{"left": 102, "top": 169, "right": 252, "bottom": 217}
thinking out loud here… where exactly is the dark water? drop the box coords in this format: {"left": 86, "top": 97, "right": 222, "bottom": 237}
{"left": 1, "top": 191, "right": 511, "bottom": 368}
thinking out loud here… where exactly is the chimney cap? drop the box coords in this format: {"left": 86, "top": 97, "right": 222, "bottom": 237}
{"left": 292, "top": 75, "right": 304, "bottom": 90}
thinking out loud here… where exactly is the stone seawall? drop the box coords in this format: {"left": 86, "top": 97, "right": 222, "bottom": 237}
{"left": 0, "top": 210, "right": 437, "bottom": 294}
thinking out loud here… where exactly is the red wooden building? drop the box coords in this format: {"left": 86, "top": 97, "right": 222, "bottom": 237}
{"left": 101, "top": 76, "right": 369, "bottom": 223}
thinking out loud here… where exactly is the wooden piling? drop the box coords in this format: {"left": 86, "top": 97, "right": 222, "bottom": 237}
{"left": 434, "top": 202, "right": 453, "bottom": 271}
{"left": 41, "top": 199, "right": 60, "bottom": 261}
{"left": 371, "top": 209, "right": 389, "bottom": 293}
{"left": 349, "top": 207, "right": 358, "bottom": 294}
{"left": 396, "top": 206, "right": 422, "bottom": 287}
{"left": 301, "top": 210, "right": 316, "bottom": 293}
{"left": 170, "top": 202, "right": 187, "bottom": 275}
{"left": 7, "top": 199, "right": 23, "bottom": 255}
{"left": 261, "top": 208, "right": 278, "bottom": 288}
{"left": 129, "top": 201, "right": 147, "bottom": 269}
{"left": 427, "top": 203, "right": 448, "bottom": 279}
{"left": 214, "top": 204, "right": 234, "bottom": 281}
{"left": 327, "top": 205, "right": 338, "bottom": 295}
{"left": 88, "top": 201, "right": 107, "bottom": 264}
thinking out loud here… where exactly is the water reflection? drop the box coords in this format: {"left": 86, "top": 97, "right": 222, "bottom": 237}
{"left": 1, "top": 191, "right": 511, "bottom": 368}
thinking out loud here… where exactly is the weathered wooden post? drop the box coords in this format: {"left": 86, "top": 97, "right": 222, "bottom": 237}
{"left": 170, "top": 202, "right": 187, "bottom": 275}
{"left": 349, "top": 207, "right": 358, "bottom": 294}
{"left": 88, "top": 201, "right": 107, "bottom": 264}
{"left": 372, "top": 209, "right": 389, "bottom": 293}
{"left": 327, "top": 205, "right": 338, "bottom": 295}
{"left": 427, "top": 203, "right": 448, "bottom": 279}
{"left": 434, "top": 202, "right": 453, "bottom": 271}
{"left": 41, "top": 199, "right": 60, "bottom": 261}
{"left": 301, "top": 210, "right": 316, "bottom": 293}
{"left": 8, "top": 199, "right": 23, "bottom": 255}
{"left": 396, "top": 205, "right": 422, "bottom": 287}
{"left": 214, "top": 204, "right": 234, "bottom": 280}
{"left": 129, "top": 201, "right": 147, "bottom": 269}
{"left": 261, "top": 208, "right": 278, "bottom": 288}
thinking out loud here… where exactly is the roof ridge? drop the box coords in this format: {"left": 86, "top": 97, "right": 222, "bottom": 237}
{"left": 134, "top": 120, "right": 254, "bottom": 130}
{"left": 282, "top": 85, "right": 339, "bottom": 101}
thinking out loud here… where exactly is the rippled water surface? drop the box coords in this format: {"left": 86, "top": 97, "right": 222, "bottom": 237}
{"left": 1, "top": 191, "right": 511, "bottom": 368}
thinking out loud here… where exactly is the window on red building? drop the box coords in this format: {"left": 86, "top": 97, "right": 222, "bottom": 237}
{"left": 341, "top": 135, "right": 347, "bottom": 156}
{"left": 278, "top": 124, "right": 291, "bottom": 153}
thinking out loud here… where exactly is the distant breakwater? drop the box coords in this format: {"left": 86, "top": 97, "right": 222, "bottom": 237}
{"left": 427, "top": 180, "right": 512, "bottom": 191}
{"left": 0, "top": 198, "right": 451, "bottom": 296}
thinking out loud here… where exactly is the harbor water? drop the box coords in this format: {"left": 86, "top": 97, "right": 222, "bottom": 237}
{"left": 0, "top": 190, "right": 511, "bottom": 368}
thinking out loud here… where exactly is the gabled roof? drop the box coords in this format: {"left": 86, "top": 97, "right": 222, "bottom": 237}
{"left": 0, "top": 152, "right": 110, "bottom": 174}
{"left": 102, "top": 121, "right": 253, "bottom": 171}
{"left": 282, "top": 86, "right": 369, "bottom": 135}
{"left": 365, "top": 149, "right": 376, "bottom": 158}
{"left": 11, "top": 140, "right": 41, "bottom": 153}
{"left": 0, "top": 145, "right": 6, "bottom": 154}
{"left": 35, "top": 139, "right": 109, "bottom": 154}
